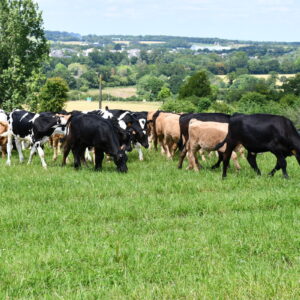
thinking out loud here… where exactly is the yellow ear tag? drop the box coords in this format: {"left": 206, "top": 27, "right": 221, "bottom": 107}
{"left": 292, "top": 150, "right": 297, "bottom": 155}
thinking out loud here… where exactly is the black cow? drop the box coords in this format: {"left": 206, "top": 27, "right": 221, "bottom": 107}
{"left": 63, "top": 113, "right": 128, "bottom": 172}
{"left": 6, "top": 109, "right": 66, "bottom": 168}
{"left": 215, "top": 113, "right": 300, "bottom": 178}
{"left": 178, "top": 112, "right": 230, "bottom": 169}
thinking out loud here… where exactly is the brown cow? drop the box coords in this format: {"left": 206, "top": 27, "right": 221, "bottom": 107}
{"left": 0, "top": 121, "right": 8, "bottom": 158}
{"left": 162, "top": 114, "right": 181, "bottom": 159}
{"left": 186, "top": 119, "right": 241, "bottom": 171}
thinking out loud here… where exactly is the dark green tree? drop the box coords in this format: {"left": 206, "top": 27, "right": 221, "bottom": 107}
{"left": 39, "top": 77, "right": 69, "bottom": 112}
{"left": 0, "top": 0, "right": 49, "bottom": 109}
{"left": 282, "top": 74, "right": 300, "bottom": 96}
{"left": 178, "top": 71, "right": 211, "bottom": 99}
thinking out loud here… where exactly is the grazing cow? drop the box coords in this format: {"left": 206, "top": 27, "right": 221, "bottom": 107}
{"left": 63, "top": 113, "right": 128, "bottom": 172}
{"left": 6, "top": 109, "right": 67, "bottom": 168}
{"left": 105, "top": 108, "right": 149, "bottom": 160}
{"left": 187, "top": 119, "right": 241, "bottom": 171}
{"left": 178, "top": 112, "right": 230, "bottom": 169}
{"left": 215, "top": 113, "right": 300, "bottom": 178}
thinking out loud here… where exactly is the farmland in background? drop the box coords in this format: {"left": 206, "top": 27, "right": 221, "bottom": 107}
{"left": 65, "top": 100, "right": 161, "bottom": 112}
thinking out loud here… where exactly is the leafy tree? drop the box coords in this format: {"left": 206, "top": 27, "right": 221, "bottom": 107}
{"left": 178, "top": 70, "right": 211, "bottom": 99}
{"left": 0, "top": 0, "right": 49, "bottom": 109}
{"left": 158, "top": 86, "right": 171, "bottom": 100}
{"left": 137, "top": 75, "right": 165, "bottom": 101}
{"left": 168, "top": 75, "right": 185, "bottom": 94}
{"left": 39, "top": 77, "right": 69, "bottom": 112}
{"left": 282, "top": 74, "right": 300, "bottom": 96}
{"left": 227, "top": 75, "right": 274, "bottom": 103}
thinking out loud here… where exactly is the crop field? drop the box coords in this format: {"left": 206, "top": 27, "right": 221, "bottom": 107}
{"left": 65, "top": 100, "right": 161, "bottom": 112}
{"left": 0, "top": 146, "right": 300, "bottom": 298}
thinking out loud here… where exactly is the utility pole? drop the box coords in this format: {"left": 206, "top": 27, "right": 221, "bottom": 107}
{"left": 98, "top": 73, "right": 102, "bottom": 109}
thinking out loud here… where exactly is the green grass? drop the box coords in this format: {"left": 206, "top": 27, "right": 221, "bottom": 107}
{"left": 0, "top": 148, "right": 300, "bottom": 299}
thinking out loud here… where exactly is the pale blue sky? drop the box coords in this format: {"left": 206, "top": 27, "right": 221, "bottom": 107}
{"left": 36, "top": 0, "right": 299, "bottom": 42}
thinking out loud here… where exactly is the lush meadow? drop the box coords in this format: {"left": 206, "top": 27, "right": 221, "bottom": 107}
{"left": 0, "top": 146, "right": 299, "bottom": 299}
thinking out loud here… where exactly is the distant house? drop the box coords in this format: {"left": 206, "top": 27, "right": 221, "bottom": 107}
{"left": 191, "top": 42, "right": 231, "bottom": 51}
{"left": 82, "top": 48, "right": 97, "bottom": 56}
{"left": 49, "top": 49, "right": 65, "bottom": 58}
{"left": 127, "top": 49, "right": 140, "bottom": 58}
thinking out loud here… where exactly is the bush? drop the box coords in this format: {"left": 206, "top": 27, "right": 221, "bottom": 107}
{"left": 161, "top": 99, "right": 197, "bottom": 113}
{"left": 209, "top": 101, "right": 235, "bottom": 114}
{"left": 39, "top": 77, "right": 69, "bottom": 112}
{"left": 279, "top": 94, "right": 300, "bottom": 108}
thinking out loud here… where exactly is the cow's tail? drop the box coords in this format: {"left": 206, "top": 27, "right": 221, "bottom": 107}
{"left": 212, "top": 137, "right": 227, "bottom": 151}
{"left": 290, "top": 129, "right": 300, "bottom": 165}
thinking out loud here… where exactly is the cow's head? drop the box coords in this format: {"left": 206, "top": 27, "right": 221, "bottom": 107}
{"left": 129, "top": 125, "right": 149, "bottom": 148}
{"left": 114, "top": 150, "right": 128, "bottom": 173}
{"left": 56, "top": 113, "right": 71, "bottom": 125}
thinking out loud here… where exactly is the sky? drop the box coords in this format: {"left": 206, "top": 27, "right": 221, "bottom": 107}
{"left": 35, "top": 0, "right": 299, "bottom": 42}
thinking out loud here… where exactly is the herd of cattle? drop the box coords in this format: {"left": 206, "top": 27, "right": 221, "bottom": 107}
{"left": 0, "top": 107, "right": 299, "bottom": 178}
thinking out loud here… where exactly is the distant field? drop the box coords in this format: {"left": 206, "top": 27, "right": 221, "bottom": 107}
{"left": 65, "top": 100, "right": 161, "bottom": 112}
{"left": 56, "top": 41, "right": 89, "bottom": 46}
{"left": 139, "top": 41, "right": 166, "bottom": 45}
{"left": 112, "top": 41, "right": 130, "bottom": 45}
{"left": 218, "top": 74, "right": 296, "bottom": 85}
{"left": 82, "top": 86, "right": 137, "bottom": 99}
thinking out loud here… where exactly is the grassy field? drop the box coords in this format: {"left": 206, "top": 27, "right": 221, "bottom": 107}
{"left": 65, "top": 100, "right": 161, "bottom": 112}
{"left": 0, "top": 146, "right": 300, "bottom": 298}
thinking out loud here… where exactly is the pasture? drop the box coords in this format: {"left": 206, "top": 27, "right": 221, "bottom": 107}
{"left": 0, "top": 146, "right": 300, "bottom": 298}
{"left": 65, "top": 100, "right": 161, "bottom": 112}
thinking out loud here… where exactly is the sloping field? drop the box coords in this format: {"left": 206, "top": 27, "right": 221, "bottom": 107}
{"left": 65, "top": 100, "right": 161, "bottom": 112}
{"left": 0, "top": 149, "right": 300, "bottom": 298}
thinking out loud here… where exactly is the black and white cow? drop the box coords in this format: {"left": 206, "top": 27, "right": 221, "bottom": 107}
{"left": 105, "top": 108, "right": 149, "bottom": 160}
{"left": 6, "top": 109, "right": 67, "bottom": 168}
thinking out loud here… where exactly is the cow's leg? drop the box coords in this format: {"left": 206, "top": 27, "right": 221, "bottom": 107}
{"left": 178, "top": 144, "right": 188, "bottom": 169}
{"left": 231, "top": 151, "right": 241, "bottom": 171}
{"left": 27, "top": 143, "right": 37, "bottom": 164}
{"left": 277, "top": 154, "right": 288, "bottom": 179}
{"left": 135, "top": 143, "right": 144, "bottom": 161}
{"left": 15, "top": 139, "right": 24, "bottom": 163}
{"left": 246, "top": 152, "right": 261, "bottom": 175}
{"left": 36, "top": 142, "right": 47, "bottom": 169}
{"left": 85, "top": 148, "right": 93, "bottom": 163}
{"left": 72, "top": 147, "right": 81, "bottom": 169}
{"left": 62, "top": 142, "right": 72, "bottom": 166}
{"left": 222, "top": 143, "right": 236, "bottom": 178}
{"left": 268, "top": 160, "right": 281, "bottom": 177}
{"left": 95, "top": 148, "right": 104, "bottom": 171}
{"left": 1, "top": 142, "right": 7, "bottom": 159}
{"left": 191, "top": 146, "right": 201, "bottom": 171}
{"left": 6, "top": 134, "right": 13, "bottom": 166}
{"left": 211, "top": 151, "right": 223, "bottom": 169}
{"left": 53, "top": 138, "right": 58, "bottom": 161}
